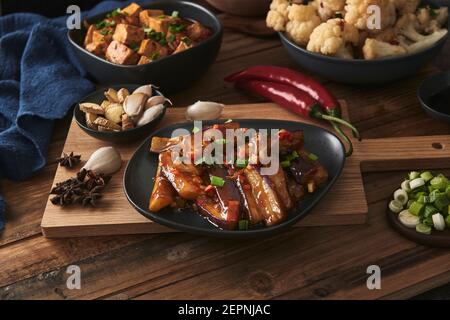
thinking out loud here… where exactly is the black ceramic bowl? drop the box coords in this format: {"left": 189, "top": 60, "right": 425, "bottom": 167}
{"left": 123, "top": 119, "right": 346, "bottom": 238}
{"left": 74, "top": 84, "right": 167, "bottom": 143}
{"left": 418, "top": 72, "right": 450, "bottom": 123}
{"left": 68, "top": 1, "right": 223, "bottom": 93}
{"left": 278, "top": 1, "right": 448, "bottom": 84}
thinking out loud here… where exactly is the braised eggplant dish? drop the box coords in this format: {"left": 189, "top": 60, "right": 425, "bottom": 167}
{"left": 83, "top": 2, "right": 212, "bottom": 65}
{"left": 148, "top": 122, "right": 328, "bottom": 231}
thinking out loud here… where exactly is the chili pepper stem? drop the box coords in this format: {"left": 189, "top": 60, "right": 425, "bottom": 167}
{"left": 321, "top": 114, "right": 360, "bottom": 140}
{"left": 330, "top": 122, "right": 353, "bottom": 157}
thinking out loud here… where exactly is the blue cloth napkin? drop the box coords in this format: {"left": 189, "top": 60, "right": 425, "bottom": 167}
{"left": 0, "top": 1, "right": 147, "bottom": 231}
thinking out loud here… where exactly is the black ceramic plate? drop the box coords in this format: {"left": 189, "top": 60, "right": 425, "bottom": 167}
{"left": 124, "top": 119, "right": 346, "bottom": 237}
{"left": 387, "top": 200, "right": 450, "bottom": 247}
{"left": 418, "top": 72, "right": 450, "bottom": 124}
{"left": 74, "top": 84, "right": 167, "bottom": 143}
{"left": 68, "top": 1, "right": 222, "bottom": 93}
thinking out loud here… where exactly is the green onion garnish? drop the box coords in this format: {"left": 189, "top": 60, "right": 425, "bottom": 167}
{"left": 171, "top": 11, "right": 179, "bottom": 18}
{"left": 238, "top": 220, "right": 249, "bottom": 231}
{"left": 192, "top": 127, "right": 200, "bottom": 134}
{"left": 214, "top": 138, "right": 227, "bottom": 144}
{"left": 236, "top": 159, "right": 248, "bottom": 168}
{"left": 210, "top": 175, "right": 225, "bottom": 187}
{"left": 409, "top": 201, "right": 424, "bottom": 216}
{"left": 281, "top": 160, "right": 291, "bottom": 168}
{"left": 308, "top": 153, "right": 318, "bottom": 161}
{"left": 286, "top": 151, "right": 299, "bottom": 161}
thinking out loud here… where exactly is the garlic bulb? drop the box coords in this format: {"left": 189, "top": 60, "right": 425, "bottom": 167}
{"left": 82, "top": 146, "right": 122, "bottom": 175}
{"left": 145, "top": 95, "right": 172, "bottom": 110}
{"left": 186, "top": 101, "right": 224, "bottom": 121}
{"left": 136, "top": 104, "right": 165, "bottom": 127}
{"left": 123, "top": 93, "right": 147, "bottom": 119}
{"left": 132, "top": 84, "right": 152, "bottom": 97}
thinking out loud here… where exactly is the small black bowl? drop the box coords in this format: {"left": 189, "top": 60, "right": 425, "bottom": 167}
{"left": 74, "top": 84, "right": 167, "bottom": 143}
{"left": 418, "top": 72, "right": 450, "bottom": 123}
{"left": 68, "top": 1, "right": 223, "bottom": 93}
{"left": 278, "top": 0, "right": 448, "bottom": 84}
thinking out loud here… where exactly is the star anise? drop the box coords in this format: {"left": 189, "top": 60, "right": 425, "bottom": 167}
{"left": 56, "top": 152, "right": 81, "bottom": 168}
{"left": 50, "top": 169, "right": 111, "bottom": 207}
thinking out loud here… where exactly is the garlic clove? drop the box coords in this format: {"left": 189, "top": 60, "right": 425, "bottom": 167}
{"left": 117, "top": 88, "right": 130, "bottom": 103}
{"left": 123, "top": 93, "right": 147, "bottom": 119}
{"left": 132, "top": 84, "right": 152, "bottom": 97}
{"left": 104, "top": 88, "right": 119, "bottom": 103}
{"left": 105, "top": 103, "right": 124, "bottom": 124}
{"left": 186, "top": 101, "right": 224, "bottom": 121}
{"left": 136, "top": 104, "right": 165, "bottom": 127}
{"left": 145, "top": 95, "right": 172, "bottom": 110}
{"left": 82, "top": 146, "right": 122, "bottom": 175}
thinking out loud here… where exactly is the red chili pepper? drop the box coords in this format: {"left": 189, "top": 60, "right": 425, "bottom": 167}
{"left": 235, "top": 80, "right": 354, "bottom": 156}
{"left": 227, "top": 200, "right": 240, "bottom": 222}
{"left": 225, "top": 65, "right": 341, "bottom": 118}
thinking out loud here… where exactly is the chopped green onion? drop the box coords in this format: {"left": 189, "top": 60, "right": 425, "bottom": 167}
{"left": 236, "top": 158, "right": 248, "bottom": 168}
{"left": 192, "top": 127, "right": 200, "bottom": 134}
{"left": 168, "top": 34, "right": 176, "bottom": 43}
{"left": 416, "top": 223, "right": 431, "bottom": 235}
{"left": 308, "top": 153, "right": 318, "bottom": 161}
{"left": 389, "top": 200, "right": 403, "bottom": 213}
{"left": 422, "top": 216, "right": 434, "bottom": 227}
{"left": 238, "top": 220, "right": 249, "bottom": 231}
{"left": 401, "top": 180, "right": 411, "bottom": 192}
{"left": 420, "top": 171, "right": 433, "bottom": 182}
{"left": 171, "top": 11, "right": 179, "bottom": 18}
{"left": 432, "top": 213, "right": 445, "bottom": 231}
{"left": 150, "top": 51, "right": 160, "bottom": 60}
{"left": 281, "top": 160, "right": 291, "bottom": 168}
{"left": 394, "top": 189, "right": 408, "bottom": 205}
{"left": 445, "top": 214, "right": 450, "bottom": 228}
{"left": 409, "top": 171, "right": 420, "bottom": 180}
{"left": 214, "top": 138, "right": 227, "bottom": 144}
{"left": 406, "top": 200, "right": 414, "bottom": 208}
{"left": 423, "top": 204, "right": 438, "bottom": 218}
{"left": 210, "top": 175, "right": 225, "bottom": 187}
{"left": 430, "top": 176, "right": 447, "bottom": 191}
{"left": 286, "top": 151, "right": 299, "bottom": 161}
{"left": 410, "top": 178, "right": 425, "bottom": 190}
{"left": 409, "top": 201, "right": 424, "bottom": 216}
{"left": 433, "top": 193, "right": 449, "bottom": 211}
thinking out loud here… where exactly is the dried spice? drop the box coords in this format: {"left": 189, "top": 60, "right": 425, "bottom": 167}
{"left": 50, "top": 169, "right": 111, "bottom": 207}
{"left": 56, "top": 152, "right": 81, "bottom": 168}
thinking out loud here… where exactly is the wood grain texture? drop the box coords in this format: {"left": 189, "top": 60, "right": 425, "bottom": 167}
{"left": 2, "top": 3, "right": 450, "bottom": 299}
{"left": 41, "top": 102, "right": 368, "bottom": 238}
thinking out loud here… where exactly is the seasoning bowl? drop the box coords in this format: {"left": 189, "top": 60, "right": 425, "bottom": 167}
{"left": 418, "top": 72, "right": 450, "bottom": 124}
{"left": 74, "top": 84, "right": 167, "bottom": 143}
{"left": 68, "top": 1, "right": 222, "bottom": 93}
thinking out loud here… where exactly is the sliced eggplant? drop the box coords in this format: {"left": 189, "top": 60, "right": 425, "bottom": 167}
{"left": 244, "top": 165, "right": 285, "bottom": 226}
{"left": 196, "top": 195, "right": 238, "bottom": 230}
{"left": 236, "top": 174, "right": 265, "bottom": 225}
{"left": 160, "top": 151, "right": 204, "bottom": 200}
{"left": 149, "top": 165, "right": 176, "bottom": 212}
{"left": 268, "top": 167, "right": 293, "bottom": 210}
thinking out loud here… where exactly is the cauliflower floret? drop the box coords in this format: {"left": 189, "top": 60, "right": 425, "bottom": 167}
{"left": 362, "top": 38, "right": 406, "bottom": 59}
{"left": 311, "top": 0, "right": 346, "bottom": 21}
{"left": 307, "top": 18, "right": 360, "bottom": 58}
{"left": 393, "top": 0, "right": 420, "bottom": 14}
{"left": 395, "top": 13, "right": 448, "bottom": 53}
{"left": 374, "top": 27, "right": 397, "bottom": 42}
{"left": 266, "top": 0, "right": 290, "bottom": 31}
{"left": 345, "top": 0, "right": 396, "bottom": 31}
{"left": 285, "top": 4, "right": 321, "bottom": 45}
{"left": 417, "top": 6, "right": 448, "bottom": 33}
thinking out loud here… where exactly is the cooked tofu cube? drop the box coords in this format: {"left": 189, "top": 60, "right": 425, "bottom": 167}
{"left": 84, "top": 25, "right": 95, "bottom": 46}
{"left": 138, "top": 55, "right": 152, "bottom": 65}
{"left": 86, "top": 41, "right": 107, "bottom": 56}
{"left": 141, "top": 16, "right": 172, "bottom": 33}
{"left": 187, "top": 22, "right": 211, "bottom": 41}
{"left": 105, "top": 40, "right": 139, "bottom": 65}
{"left": 112, "top": 23, "right": 144, "bottom": 46}
{"left": 92, "top": 29, "right": 112, "bottom": 45}
{"left": 139, "top": 9, "right": 165, "bottom": 26}
{"left": 137, "top": 39, "right": 160, "bottom": 56}
{"left": 173, "top": 41, "right": 192, "bottom": 54}
{"left": 121, "top": 2, "right": 142, "bottom": 17}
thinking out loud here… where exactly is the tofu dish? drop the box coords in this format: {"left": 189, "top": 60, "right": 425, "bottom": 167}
{"left": 148, "top": 122, "right": 328, "bottom": 231}
{"left": 83, "top": 2, "right": 212, "bottom": 65}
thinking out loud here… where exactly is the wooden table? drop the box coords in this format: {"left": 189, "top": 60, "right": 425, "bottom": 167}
{"left": 1, "top": 5, "right": 450, "bottom": 300}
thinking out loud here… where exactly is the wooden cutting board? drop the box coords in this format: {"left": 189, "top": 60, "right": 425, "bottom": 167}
{"left": 41, "top": 102, "right": 450, "bottom": 237}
